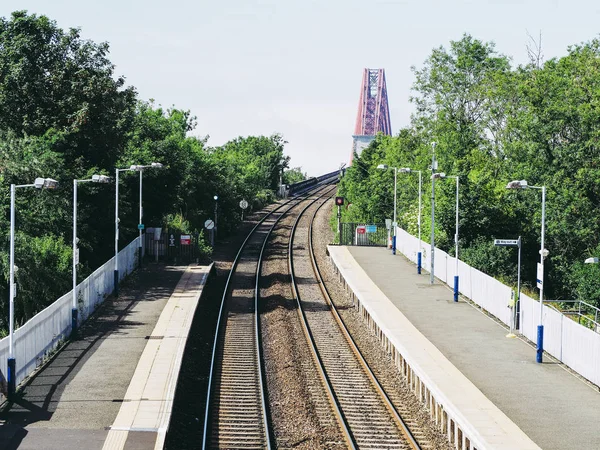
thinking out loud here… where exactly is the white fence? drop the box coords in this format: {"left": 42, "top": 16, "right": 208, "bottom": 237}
{"left": 395, "top": 226, "right": 600, "bottom": 387}
{"left": 0, "top": 237, "right": 142, "bottom": 387}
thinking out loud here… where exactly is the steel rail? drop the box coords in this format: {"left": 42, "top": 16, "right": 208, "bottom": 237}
{"left": 202, "top": 178, "right": 337, "bottom": 449}
{"left": 288, "top": 193, "right": 357, "bottom": 449}
{"left": 309, "top": 196, "right": 422, "bottom": 450}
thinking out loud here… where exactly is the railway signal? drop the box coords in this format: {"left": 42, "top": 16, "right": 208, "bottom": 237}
{"left": 335, "top": 197, "right": 344, "bottom": 235}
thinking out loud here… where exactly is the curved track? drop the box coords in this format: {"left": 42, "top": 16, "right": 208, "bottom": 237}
{"left": 202, "top": 180, "right": 337, "bottom": 449}
{"left": 288, "top": 195, "right": 422, "bottom": 450}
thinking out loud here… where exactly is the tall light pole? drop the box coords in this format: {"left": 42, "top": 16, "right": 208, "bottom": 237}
{"left": 377, "top": 164, "right": 398, "bottom": 254}
{"left": 430, "top": 142, "right": 437, "bottom": 284}
{"left": 114, "top": 162, "right": 163, "bottom": 296}
{"left": 72, "top": 175, "right": 111, "bottom": 336}
{"left": 8, "top": 177, "right": 58, "bottom": 399}
{"left": 433, "top": 173, "right": 460, "bottom": 301}
{"left": 507, "top": 179, "right": 547, "bottom": 363}
{"left": 398, "top": 168, "right": 423, "bottom": 274}
{"left": 214, "top": 195, "right": 219, "bottom": 242}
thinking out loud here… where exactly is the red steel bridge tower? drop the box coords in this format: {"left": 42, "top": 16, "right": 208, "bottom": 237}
{"left": 351, "top": 68, "right": 392, "bottom": 161}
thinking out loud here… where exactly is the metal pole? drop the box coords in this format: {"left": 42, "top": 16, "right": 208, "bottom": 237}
{"left": 517, "top": 236, "right": 522, "bottom": 332}
{"left": 214, "top": 200, "right": 218, "bottom": 240}
{"left": 417, "top": 170, "right": 422, "bottom": 274}
{"left": 72, "top": 180, "right": 78, "bottom": 335}
{"left": 114, "top": 169, "right": 119, "bottom": 297}
{"left": 537, "top": 186, "right": 546, "bottom": 363}
{"left": 8, "top": 184, "right": 16, "bottom": 398}
{"left": 454, "top": 176, "right": 459, "bottom": 302}
{"left": 392, "top": 168, "right": 397, "bottom": 255}
{"left": 430, "top": 143, "right": 436, "bottom": 284}
{"left": 138, "top": 170, "right": 143, "bottom": 268}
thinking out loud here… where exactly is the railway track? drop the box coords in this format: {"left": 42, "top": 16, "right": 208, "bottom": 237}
{"left": 288, "top": 195, "right": 422, "bottom": 450}
{"left": 202, "top": 180, "right": 337, "bottom": 449}
{"left": 203, "top": 173, "right": 425, "bottom": 449}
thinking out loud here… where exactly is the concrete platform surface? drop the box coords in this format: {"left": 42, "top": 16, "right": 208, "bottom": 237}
{"left": 347, "top": 246, "right": 600, "bottom": 450}
{"left": 103, "top": 264, "right": 211, "bottom": 450}
{"left": 0, "top": 263, "right": 209, "bottom": 450}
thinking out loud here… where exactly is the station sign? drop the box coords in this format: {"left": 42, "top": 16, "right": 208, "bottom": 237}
{"left": 494, "top": 239, "right": 519, "bottom": 247}
{"left": 537, "top": 263, "right": 543, "bottom": 289}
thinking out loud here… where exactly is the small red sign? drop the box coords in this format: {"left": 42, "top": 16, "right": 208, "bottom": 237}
{"left": 180, "top": 235, "right": 191, "bottom": 245}
{"left": 356, "top": 226, "right": 366, "bottom": 235}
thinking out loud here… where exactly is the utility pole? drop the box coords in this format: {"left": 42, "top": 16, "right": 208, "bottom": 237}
{"left": 430, "top": 142, "right": 437, "bottom": 285}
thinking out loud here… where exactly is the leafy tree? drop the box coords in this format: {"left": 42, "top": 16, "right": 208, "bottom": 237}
{"left": 282, "top": 167, "right": 306, "bottom": 185}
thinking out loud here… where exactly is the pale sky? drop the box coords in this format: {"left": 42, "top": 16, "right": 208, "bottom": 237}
{"left": 2, "top": 0, "right": 600, "bottom": 176}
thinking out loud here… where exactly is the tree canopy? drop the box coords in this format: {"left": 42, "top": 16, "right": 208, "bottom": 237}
{"left": 339, "top": 33, "right": 600, "bottom": 306}
{"left": 0, "top": 11, "right": 293, "bottom": 331}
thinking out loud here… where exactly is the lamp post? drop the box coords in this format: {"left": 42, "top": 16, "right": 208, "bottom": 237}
{"left": 432, "top": 173, "right": 460, "bottom": 302}
{"left": 507, "top": 179, "right": 547, "bottom": 363}
{"left": 430, "top": 142, "right": 437, "bottom": 284}
{"left": 114, "top": 162, "right": 163, "bottom": 296}
{"left": 72, "top": 175, "right": 111, "bottom": 336}
{"left": 214, "top": 195, "right": 219, "bottom": 241}
{"left": 377, "top": 164, "right": 398, "bottom": 254}
{"left": 8, "top": 177, "right": 59, "bottom": 399}
{"left": 398, "top": 168, "right": 423, "bottom": 273}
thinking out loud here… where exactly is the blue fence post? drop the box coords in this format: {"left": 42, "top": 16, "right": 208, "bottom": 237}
{"left": 454, "top": 276, "right": 459, "bottom": 302}
{"left": 392, "top": 235, "right": 396, "bottom": 255}
{"left": 7, "top": 357, "right": 15, "bottom": 400}
{"left": 417, "top": 252, "right": 422, "bottom": 274}
{"left": 536, "top": 325, "right": 544, "bottom": 363}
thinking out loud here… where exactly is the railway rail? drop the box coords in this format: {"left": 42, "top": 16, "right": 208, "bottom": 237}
{"left": 288, "top": 194, "right": 422, "bottom": 450}
{"left": 202, "top": 179, "right": 337, "bottom": 449}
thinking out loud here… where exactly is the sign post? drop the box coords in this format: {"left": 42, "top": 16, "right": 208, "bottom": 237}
{"left": 494, "top": 237, "right": 522, "bottom": 337}
{"left": 239, "top": 199, "right": 248, "bottom": 221}
{"left": 205, "top": 219, "right": 215, "bottom": 247}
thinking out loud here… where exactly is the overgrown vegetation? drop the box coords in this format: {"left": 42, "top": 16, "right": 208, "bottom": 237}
{"left": 0, "top": 11, "right": 296, "bottom": 329}
{"left": 339, "top": 33, "right": 600, "bottom": 307}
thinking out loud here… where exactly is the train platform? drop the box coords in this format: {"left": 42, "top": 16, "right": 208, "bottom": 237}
{"left": 0, "top": 263, "right": 211, "bottom": 450}
{"left": 329, "top": 245, "right": 600, "bottom": 450}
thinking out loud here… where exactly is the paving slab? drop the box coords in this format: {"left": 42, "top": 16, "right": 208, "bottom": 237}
{"left": 347, "top": 246, "right": 600, "bottom": 450}
{"left": 0, "top": 264, "right": 187, "bottom": 450}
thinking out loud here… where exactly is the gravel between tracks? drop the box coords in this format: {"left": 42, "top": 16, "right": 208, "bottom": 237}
{"left": 313, "top": 198, "right": 453, "bottom": 450}
{"left": 260, "top": 190, "right": 346, "bottom": 449}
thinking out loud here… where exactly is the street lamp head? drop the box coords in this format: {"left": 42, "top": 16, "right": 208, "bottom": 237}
{"left": 377, "top": 164, "right": 389, "bottom": 170}
{"left": 151, "top": 162, "right": 164, "bottom": 169}
{"left": 92, "top": 174, "right": 111, "bottom": 183}
{"left": 34, "top": 177, "right": 59, "bottom": 189}
{"left": 431, "top": 172, "right": 446, "bottom": 180}
{"left": 506, "top": 180, "right": 528, "bottom": 189}
{"left": 130, "top": 164, "right": 144, "bottom": 171}
{"left": 585, "top": 257, "right": 599, "bottom": 264}
{"left": 398, "top": 168, "right": 412, "bottom": 173}
{"left": 214, "top": 195, "right": 218, "bottom": 201}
